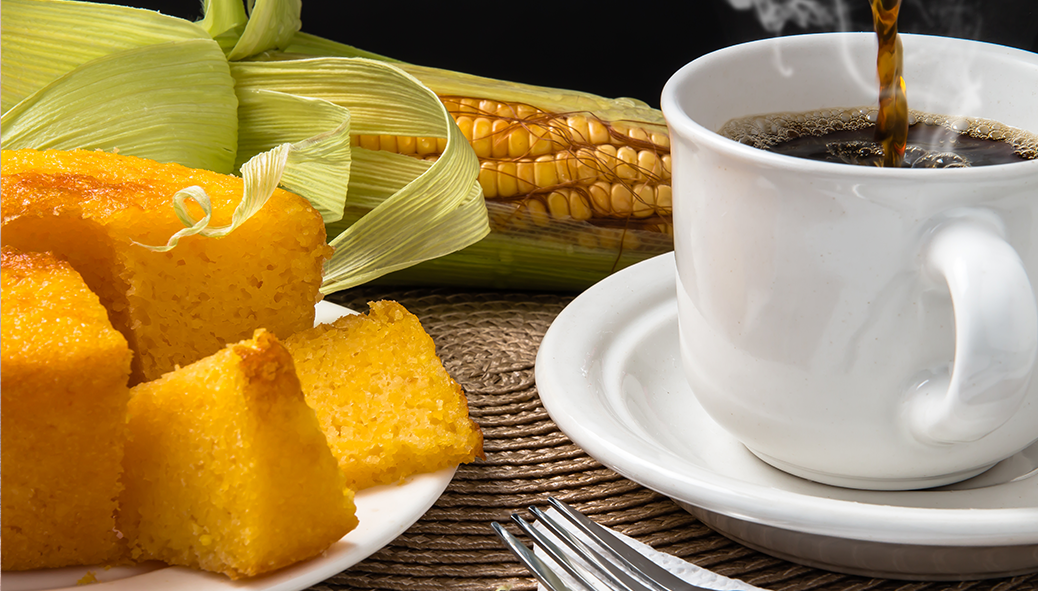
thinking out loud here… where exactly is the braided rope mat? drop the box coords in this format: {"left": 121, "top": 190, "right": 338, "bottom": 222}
{"left": 317, "top": 287, "right": 1038, "bottom": 591}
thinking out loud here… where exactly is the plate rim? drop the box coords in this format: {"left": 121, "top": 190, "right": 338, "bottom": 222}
{"left": 534, "top": 252, "right": 1038, "bottom": 547}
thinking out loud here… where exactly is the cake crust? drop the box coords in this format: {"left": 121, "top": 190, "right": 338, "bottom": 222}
{"left": 1, "top": 246, "right": 133, "bottom": 570}
{"left": 1, "top": 148, "right": 333, "bottom": 383}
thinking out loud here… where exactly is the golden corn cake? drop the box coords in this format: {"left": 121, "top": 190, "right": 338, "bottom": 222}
{"left": 1, "top": 246, "right": 133, "bottom": 570}
{"left": 118, "top": 329, "right": 357, "bottom": 579}
{"left": 285, "top": 300, "right": 484, "bottom": 490}
{"left": 1, "top": 148, "right": 333, "bottom": 384}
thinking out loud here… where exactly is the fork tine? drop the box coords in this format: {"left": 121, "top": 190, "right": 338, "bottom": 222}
{"left": 491, "top": 521, "right": 582, "bottom": 591}
{"left": 527, "top": 506, "right": 658, "bottom": 591}
{"left": 509, "top": 513, "right": 616, "bottom": 591}
{"left": 546, "top": 497, "right": 710, "bottom": 591}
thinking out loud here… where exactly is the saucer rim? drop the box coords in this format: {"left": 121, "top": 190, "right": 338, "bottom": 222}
{"left": 535, "top": 251, "right": 1038, "bottom": 547}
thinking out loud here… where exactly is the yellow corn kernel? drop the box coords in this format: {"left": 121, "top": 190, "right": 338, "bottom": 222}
{"left": 615, "top": 146, "right": 639, "bottom": 180}
{"left": 378, "top": 135, "right": 398, "bottom": 153}
{"left": 525, "top": 198, "right": 550, "bottom": 226}
{"left": 497, "top": 161, "right": 519, "bottom": 197}
{"left": 548, "top": 121, "right": 569, "bottom": 151}
{"left": 508, "top": 127, "right": 530, "bottom": 158}
{"left": 588, "top": 119, "right": 610, "bottom": 144}
{"left": 593, "top": 144, "right": 619, "bottom": 177}
{"left": 494, "top": 101, "right": 517, "bottom": 119}
{"left": 455, "top": 116, "right": 475, "bottom": 141}
{"left": 609, "top": 122, "right": 629, "bottom": 145}
{"left": 627, "top": 127, "right": 649, "bottom": 143}
{"left": 610, "top": 182, "right": 635, "bottom": 216}
{"left": 568, "top": 190, "right": 593, "bottom": 221}
{"left": 631, "top": 183, "right": 656, "bottom": 218}
{"left": 440, "top": 97, "right": 461, "bottom": 112}
{"left": 573, "top": 148, "right": 598, "bottom": 183}
{"left": 396, "top": 136, "right": 417, "bottom": 155}
{"left": 566, "top": 115, "right": 591, "bottom": 144}
{"left": 479, "top": 99, "right": 500, "bottom": 116}
{"left": 491, "top": 119, "right": 511, "bottom": 158}
{"left": 515, "top": 104, "right": 539, "bottom": 120}
{"left": 527, "top": 124, "right": 553, "bottom": 157}
{"left": 545, "top": 191, "right": 570, "bottom": 219}
{"left": 436, "top": 137, "right": 448, "bottom": 153}
{"left": 516, "top": 161, "right": 536, "bottom": 194}
{"left": 358, "top": 134, "right": 381, "bottom": 151}
{"left": 534, "top": 155, "right": 558, "bottom": 189}
{"left": 479, "top": 161, "right": 498, "bottom": 198}
{"left": 470, "top": 117, "right": 494, "bottom": 159}
{"left": 637, "top": 150, "right": 661, "bottom": 182}
{"left": 458, "top": 97, "right": 480, "bottom": 114}
{"left": 656, "top": 184, "right": 673, "bottom": 213}
{"left": 651, "top": 131, "right": 671, "bottom": 149}
{"left": 416, "top": 137, "right": 439, "bottom": 155}
{"left": 554, "top": 152, "right": 574, "bottom": 183}
{"left": 588, "top": 181, "right": 612, "bottom": 216}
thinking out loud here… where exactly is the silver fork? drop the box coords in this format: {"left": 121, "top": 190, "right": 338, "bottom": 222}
{"left": 491, "top": 497, "right": 712, "bottom": 591}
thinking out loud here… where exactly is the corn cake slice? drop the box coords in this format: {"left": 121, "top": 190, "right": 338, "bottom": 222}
{"left": 0, "top": 148, "right": 333, "bottom": 384}
{"left": 1, "top": 246, "right": 133, "bottom": 570}
{"left": 285, "top": 300, "right": 484, "bottom": 490}
{"left": 118, "top": 329, "right": 357, "bottom": 579}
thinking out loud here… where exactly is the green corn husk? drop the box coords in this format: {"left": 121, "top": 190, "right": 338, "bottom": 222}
{"left": 1, "top": 0, "right": 489, "bottom": 293}
{"left": 279, "top": 31, "right": 675, "bottom": 292}
{"left": 2, "top": 39, "right": 240, "bottom": 173}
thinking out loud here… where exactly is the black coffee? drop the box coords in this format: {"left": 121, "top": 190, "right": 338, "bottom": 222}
{"left": 719, "top": 108, "right": 1038, "bottom": 168}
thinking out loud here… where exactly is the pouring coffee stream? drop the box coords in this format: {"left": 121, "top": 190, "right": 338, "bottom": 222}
{"left": 871, "top": 0, "right": 908, "bottom": 167}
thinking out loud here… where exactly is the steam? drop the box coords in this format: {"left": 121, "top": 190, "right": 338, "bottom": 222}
{"left": 724, "top": 0, "right": 986, "bottom": 39}
{"left": 724, "top": 0, "right": 851, "bottom": 35}
{"left": 723, "top": 0, "right": 1007, "bottom": 161}
{"left": 910, "top": 1, "right": 983, "bottom": 41}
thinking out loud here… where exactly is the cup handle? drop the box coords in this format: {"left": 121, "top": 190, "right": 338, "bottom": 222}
{"left": 908, "top": 210, "right": 1038, "bottom": 444}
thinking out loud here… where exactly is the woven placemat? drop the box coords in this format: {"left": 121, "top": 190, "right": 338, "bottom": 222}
{"left": 315, "top": 287, "right": 1038, "bottom": 591}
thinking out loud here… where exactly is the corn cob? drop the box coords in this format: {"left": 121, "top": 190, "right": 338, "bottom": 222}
{"left": 346, "top": 95, "right": 674, "bottom": 290}
{"left": 280, "top": 34, "right": 674, "bottom": 291}
{"left": 352, "top": 97, "right": 672, "bottom": 229}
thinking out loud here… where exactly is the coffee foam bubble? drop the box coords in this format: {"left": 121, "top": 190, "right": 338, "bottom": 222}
{"left": 719, "top": 107, "right": 1038, "bottom": 160}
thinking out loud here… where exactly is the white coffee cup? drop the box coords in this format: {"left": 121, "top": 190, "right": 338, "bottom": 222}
{"left": 661, "top": 33, "right": 1038, "bottom": 490}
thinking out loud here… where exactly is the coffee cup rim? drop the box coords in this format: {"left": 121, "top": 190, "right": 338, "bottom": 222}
{"left": 660, "top": 32, "right": 1038, "bottom": 178}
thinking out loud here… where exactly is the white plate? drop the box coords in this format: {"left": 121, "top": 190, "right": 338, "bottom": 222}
{"left": 4, "top": 301, "right": 456, "bottom": 591}
{"left": 535, "top": 252, "right": 1038, "bottom": 581}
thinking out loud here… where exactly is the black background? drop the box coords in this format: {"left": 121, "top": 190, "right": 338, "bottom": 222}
{"left": 91, "top": 1, "right": 1037, "bottom": 109}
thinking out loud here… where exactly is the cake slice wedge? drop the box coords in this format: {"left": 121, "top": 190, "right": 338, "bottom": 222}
{"left": 118, "top": 329, "right": 356, "bottom": 579}
{"left": 285, "top": 300, "right": 484, "bottom": 491}
{"left": 1, "top": 246, "right": 133, "bottom": 570}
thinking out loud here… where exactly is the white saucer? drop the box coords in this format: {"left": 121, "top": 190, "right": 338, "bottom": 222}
{"left": 535, "top": 252, "right": 1038, "bottom": 581}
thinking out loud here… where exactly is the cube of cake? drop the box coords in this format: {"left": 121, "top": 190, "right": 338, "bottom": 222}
{"left": 285, "top": 300, "right": 484, "bottom": 490}
{"left": 1, "top": 246, "right": 133, "bottom": 570}
{"left": 117, "top": 329, "right": 357, "bottom": 579}
{"left": 1, "top": 148, "right": 333, "bottom": 384}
